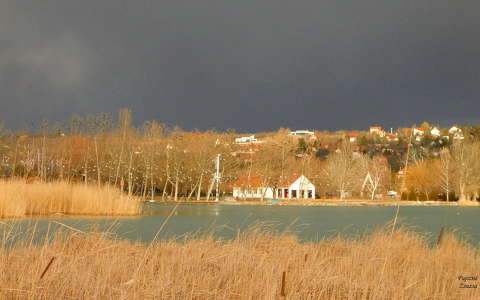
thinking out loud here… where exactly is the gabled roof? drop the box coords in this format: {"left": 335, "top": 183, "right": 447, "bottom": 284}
{"left": 406, "top": 127, "right": 424, "bottom": 131}
{"left": 231, "top": 174, "right": 265, "bottom": 188}
{"left": 232, "top": 173, "right": 307, "bottom": 188}
{"left": 278, "top": 174, "right": 303, "bottom": 187}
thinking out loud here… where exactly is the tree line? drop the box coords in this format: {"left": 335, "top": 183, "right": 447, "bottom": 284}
{"left": 0, "top": 110, "right": 479, "bottom": 203}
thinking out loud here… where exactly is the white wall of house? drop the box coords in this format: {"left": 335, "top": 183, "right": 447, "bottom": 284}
{"left": 449, "top": 126, "right": 460, "bottom": 135}
{"left": 413, "top": 128, "right": 425, "bottom": 136}
{"left": 233, "top": 187, "right": 274, "bottom": 199}
{"left": 449, "top": 126, "right": 464, "bottom": 140}
{"left": 370, "top": 127, "right": 385, "bottom": 137}
{"left": 289, "top": 130, "right": 315, "bottom": 137}
{"left": 431, "top": 127, "right": 441, "bottom": 137}
{"left": 235, "top": 135, "right": 257, "bottom": 144}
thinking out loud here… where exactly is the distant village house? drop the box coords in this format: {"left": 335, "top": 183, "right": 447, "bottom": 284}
{"left": 449, "top": 126, "right": 464, "bottom": 140}
{"left": 288, "top": 130, "right": 319, "bottom": 140}
{"left": 430, "top": 127, "right": 441, "bottom": 137}
{"left": 235, "top": 135, "right": 259, "bottom": 144}
{"left": 413, "top": 128, "right": 425, "bottom": 136}
{"left": 369, "top": 126, "right": 385, "bottom": 137}
{"left": 348, "top": 133, "right": 358, "bottom": 143}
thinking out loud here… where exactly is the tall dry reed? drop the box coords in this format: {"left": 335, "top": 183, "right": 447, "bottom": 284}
{"left": 0, "top": 180, "right": 140, "bottom": 217}
{"left": 0, "top": 226, "right": 477, "bottom": 299}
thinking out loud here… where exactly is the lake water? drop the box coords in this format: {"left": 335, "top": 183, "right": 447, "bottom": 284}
{"left": 3, "top": 204, "right": 480, "bottom": 246}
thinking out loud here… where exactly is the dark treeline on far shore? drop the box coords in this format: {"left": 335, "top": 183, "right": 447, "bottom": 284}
{"left": 1, "top": 109, "right": 480, "bottom": 203}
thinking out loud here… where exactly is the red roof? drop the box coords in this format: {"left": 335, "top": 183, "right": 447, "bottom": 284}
{"left": 405, "top": 127, "right": 425, "bottom": 131}
{"left": 278, "top": 173, "right": 302, "bottom": 187}
{"left": 385, "top": 134, "right": 397, "bottom": 140}
{"left": 232, "top": 173, "right": 303, "bottom": 188}
{"left": 231, "top": 174, "right": 265, "bottom": 188}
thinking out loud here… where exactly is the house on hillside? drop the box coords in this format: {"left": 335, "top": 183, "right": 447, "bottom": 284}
{"left": 413, "top": 128, "right": 425, "bottom": 136}
{"left": 289, "top": 130, "right": 317, "bottom": 140}
{"left": 413, "top": 128, "right": 425, "bottom": 141}
{"left": 404, "top": 127, "right": 425, "bottom": 141}
{"left": 385, "top": 133, "right": 399, "bottom": 142}
{"left": 430, "top": 127, "right": 441, "bottom": 137}
{"left": 348, "top": 133, "right": 358, "bottom": 143}
{"left": 232, "top": 174, "right": 316, "bottom": 199}
{"left": 369, "top": 126, "right": 385, "bottom": 137}
{"left": 235, "top": 135, "right": 260, "bottom": 144}
{"left": 449, "top": 126, "right": 464, "bottom": 140}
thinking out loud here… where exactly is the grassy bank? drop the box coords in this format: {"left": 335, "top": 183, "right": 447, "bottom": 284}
{"left": 0, "top": 180, "right": 141, "bottom": 218}
{"left": 0, "top": 226, "right": 478, "bottom": 299}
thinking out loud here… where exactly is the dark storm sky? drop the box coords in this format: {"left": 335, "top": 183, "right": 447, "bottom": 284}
{"left": 1, "top": 0, "right": 479, "bottom": 132}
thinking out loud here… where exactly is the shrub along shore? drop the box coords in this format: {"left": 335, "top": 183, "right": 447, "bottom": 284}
{"left": 0, "top": 180, "right": 141, "bottom": 218}
{"left": 0, "top": 226, "right": 478, "bottom": 299}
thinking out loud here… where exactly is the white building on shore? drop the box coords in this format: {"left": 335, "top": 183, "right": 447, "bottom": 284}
{"left": 232, "top": 174, "right": 316, "bottom": 199}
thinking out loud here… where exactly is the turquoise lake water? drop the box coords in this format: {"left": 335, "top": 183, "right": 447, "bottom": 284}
{"left": 3, "top": 204, "right": 479, "bottom": 246}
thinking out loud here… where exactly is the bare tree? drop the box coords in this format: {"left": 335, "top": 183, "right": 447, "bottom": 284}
{"left": 451, "top": 140, "right": 480, "bottom": 202}
{"left": 324, "top": 141, "right": 358, "bottom": 200}
{"left": 359, "top": 155, "right": 390, "bottom": 200}
{"left": 438, "top": 148, "right": 453, "bottom": 202}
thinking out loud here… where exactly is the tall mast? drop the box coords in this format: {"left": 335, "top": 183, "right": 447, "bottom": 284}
{"left": 215, "top": 154, "right": 221, "bottom": 202}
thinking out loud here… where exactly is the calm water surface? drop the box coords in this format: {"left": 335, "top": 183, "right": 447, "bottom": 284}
{"left": 4, "top": 204, "right": 480, "bottom": 245}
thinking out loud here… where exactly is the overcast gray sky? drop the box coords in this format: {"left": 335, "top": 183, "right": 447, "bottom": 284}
{"left": 1, "top": 0, "right": 479, "bottom": 132}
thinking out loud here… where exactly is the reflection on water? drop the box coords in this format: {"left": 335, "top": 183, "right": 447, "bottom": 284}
{"left": 1, "top": 204, "right": 479, "bottom": 246}
{"left": 144, "top": 203, "right": 222, "bottom": 216}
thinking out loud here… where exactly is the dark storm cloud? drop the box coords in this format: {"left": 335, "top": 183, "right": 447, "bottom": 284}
{"left": 1, "top": 0, "right": 479, "bottom": 131}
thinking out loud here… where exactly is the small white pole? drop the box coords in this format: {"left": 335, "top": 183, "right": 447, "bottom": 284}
{"left": 215, "top": 154, "right": 221, "bottom": 202}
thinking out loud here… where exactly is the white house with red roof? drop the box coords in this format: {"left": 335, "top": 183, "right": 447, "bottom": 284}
{"left": 348, "top": 133, "right": 358, "bottom": 143}
{"left": 231, "top": 174, "right": 273, "bottom": 198}
{"left": 413, "top": 127, "right": 425, "bottom": 136}
{"left": 232, "top": 174, "right": 316, "bottom": 199}
{"left": 369, "top": 126, "right": 385, "bottom": 137}
{"left": 404, "top": 127, "right": 426, "bottom": 141}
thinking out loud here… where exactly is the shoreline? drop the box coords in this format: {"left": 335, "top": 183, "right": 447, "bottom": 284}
{"left": 150, "top": 199, "right": 480, "bottom": 207}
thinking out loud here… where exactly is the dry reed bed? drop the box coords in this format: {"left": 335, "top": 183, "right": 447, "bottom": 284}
{"left": 0, "top": 226, "right": 478, "bottom": 299}
{"left": 0, "top": 180, "right": 140, "bottom": 217}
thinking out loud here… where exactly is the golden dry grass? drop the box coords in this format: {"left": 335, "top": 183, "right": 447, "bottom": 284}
{"left": 0, "top": 180, "right": 141, "bottom": 217}
{"left": 0, "top": 226, "right": 478, "bottom": 299}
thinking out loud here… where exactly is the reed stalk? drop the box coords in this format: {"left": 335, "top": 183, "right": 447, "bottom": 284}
{"left": 0, "top": 226, "right": 477, "bottom": 299}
